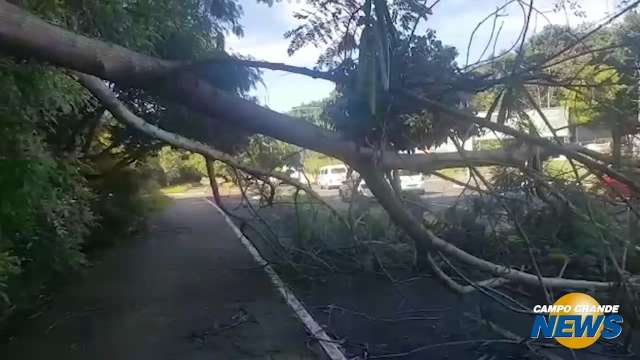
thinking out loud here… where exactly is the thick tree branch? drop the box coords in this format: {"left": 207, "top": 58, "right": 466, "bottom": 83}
{"left": 73, "top": 72, "right": 347, "bottom": 224}
{"left": 0, "top": 1, "right": 172, "bottom": 84}
{"left": 186, "top": 57, "right": 339, "bottom": 82}
{"left": 355, "top": 162, "right": 623, "bottom": 290}
{"left": 427, "top": 253, "right": 509, "bottom": 295}
{"left": 0, "top": 0, "right": 604, "bottom": 177}
{"left": 205, "top": 157, "right": 225, "bottom": 210}
{"left": 5, "top": 0, "right": 638, "bottom": 294}
{"left": 401, "top": 91, "right": 640, "bottom": 193}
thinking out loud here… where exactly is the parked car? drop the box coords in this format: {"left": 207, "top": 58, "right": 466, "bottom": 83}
{"left": 269, "top": 165, "right": 305, "bottom": 185}
{"left": 601, "top": 175, "right": 633, "bottom": 200}
{"left": 397, "top": 170, "right": 425, "bottom": 194}
{"left": 317, "top": 164, "right": 348, "bottom": 189}
{"left": 282, "top": 165, "right": 303, "bottom": 181}
{"left": 338, "top": 170, "right": 425, "bottom": 201}
{"left": 583, "top": 141, "right": 611, "bottom": 154}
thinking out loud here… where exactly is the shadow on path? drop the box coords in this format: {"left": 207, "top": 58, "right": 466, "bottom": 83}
{"left": 3, "top": 197, "right": 318, "bottom": 360}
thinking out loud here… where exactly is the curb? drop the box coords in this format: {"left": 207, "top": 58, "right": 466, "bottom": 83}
{"left": 204, "top": 198, "right": 347, "bottom": 360}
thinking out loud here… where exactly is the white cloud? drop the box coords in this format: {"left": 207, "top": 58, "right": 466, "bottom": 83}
{"left": 227, "top": 35, "right": 321, "bottom": 67}
{"left": 227, "top": 1, "right": 324, "bottom": 66}
{"left": 228, "top": 0, "right": 332, "bottom": 112}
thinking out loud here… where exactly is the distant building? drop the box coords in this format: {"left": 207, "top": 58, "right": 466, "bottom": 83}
{"left": 473, "top": 106, "right": 611, "bottom": 151}
{"left": 423, "top": 106, "right": 613, "bottom": 155}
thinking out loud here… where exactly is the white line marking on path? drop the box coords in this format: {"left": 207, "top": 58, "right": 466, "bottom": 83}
{"left": 204, "top": 198, "right": 348, "bottom": 360}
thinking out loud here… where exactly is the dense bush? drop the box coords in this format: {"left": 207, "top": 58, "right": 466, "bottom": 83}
{"left": 0, "top": 63, "right": 163, "bottom": 323}
{"left": 157, "top": 146, "right": 206, "bottom": 186}
{"left": 0, "top": 0, "right": 258, "bottom": 330}
{"left": 85, "top": 168, "right": 164, "bottom": 250}
{"left": 0, "top": 125, "right": 95, "bottom": 318}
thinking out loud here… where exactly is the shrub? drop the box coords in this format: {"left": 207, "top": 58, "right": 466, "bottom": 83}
{"left": 157, "top": 146, "right": 206, "bottom": 186}
{"left": 85, "top": 166, "right": 166, "bottom": 250}
{"left": 0, "top": 62, "right": 167, "bottom": 322}
{"left": 0, "top": 132, "right": 95, "bottom": 316}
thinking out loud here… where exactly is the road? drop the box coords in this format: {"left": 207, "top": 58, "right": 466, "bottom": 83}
{"left": 310, "top": 177, "right": 466, "bottom": 210}
{"left": 2, "top": 198, "right": 321, "bottom": 360}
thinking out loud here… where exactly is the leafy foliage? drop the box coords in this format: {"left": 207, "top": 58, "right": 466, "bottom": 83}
{"left": 0, "top": 0, "right": 257, "bottom": 322}
{"left": 287, "top": 0, "right": 471, "bottom": 152}
{"left": 0, "top": 64, "right": 95, "bottom": 314}
{"left": 472, "top": 20, "right": 640, "bottom": 141}
{"left": 157, "top": 146, "right": 207, "bottom": 185}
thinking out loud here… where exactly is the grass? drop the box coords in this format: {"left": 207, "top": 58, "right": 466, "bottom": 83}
{"left": 544, "top": 158, "right": 590, "bottom": 180}
{"left": 143, "top": 190, "right": 172, "bottom": 212}
{"left": 160, "top": 183, "right": 194, "bottom": 194}
{"left": 161, "top": 180, "right": 242, "bottom": 196}
{"left": 304, "top": 151, "right": 342, "bottom": 177}
{"left": 439, "top": 167, "right": 469, "bottom": 180}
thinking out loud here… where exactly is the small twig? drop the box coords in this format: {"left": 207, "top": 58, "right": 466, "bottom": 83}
{"left": 317, "top": 304, "right": 441, "bottom": 323}
{"left": 368, "top": 339, "right": 521, "bottom": 359}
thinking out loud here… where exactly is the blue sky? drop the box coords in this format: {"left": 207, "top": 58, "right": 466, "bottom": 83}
{"left": 227, "top": 0, "right": 618, "bottom": 113}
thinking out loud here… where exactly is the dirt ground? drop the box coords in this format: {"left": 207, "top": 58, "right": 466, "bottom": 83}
{"left": 228, "top": 195, "right": 640, "bottom": 360}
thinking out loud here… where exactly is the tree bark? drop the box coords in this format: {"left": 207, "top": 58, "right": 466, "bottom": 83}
{"left": 612, "top": 125, "right": 622, "bottom": 167}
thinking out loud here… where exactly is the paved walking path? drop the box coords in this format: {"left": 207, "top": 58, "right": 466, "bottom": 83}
{"left": 3, "top": 197, "right": 319, "bottom": 359}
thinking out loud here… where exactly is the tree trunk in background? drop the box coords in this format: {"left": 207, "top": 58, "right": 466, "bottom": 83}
{"left": 205, "top": 157, "right": 224, "bottom": 209}
{"left": 389, "top": 170, "right": 402, "bottom": 195}
{"left": 82, "top": 108, "right": 105, "bottom": 155}
{"left": 568, "top": 109, "right": 577, "bottom": 143}
{"left": 612, "top": 125, "right": 622, "bottom": 167}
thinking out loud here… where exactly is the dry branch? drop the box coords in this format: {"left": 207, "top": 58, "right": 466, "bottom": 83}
{"left": 356, "top": 163, "right": 626, "bottom": 290}
{"left": 185, "top": 57, "right": 338, "bottom": 82}
{"left": 427, "top": 253, "right": 509, "bottom": 295}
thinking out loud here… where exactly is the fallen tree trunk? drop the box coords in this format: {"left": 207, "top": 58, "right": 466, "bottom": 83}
{"left": 74, "top": 72, "right": 349, "bottom": 225}
{"left": 77, "top": 71, "right": 625, "bottom": 290}
{"left": 0, "top": 1, "right": 613, "bottom": 176}
{"left": 3, "top": 1, "right": 638, "bottom": 294}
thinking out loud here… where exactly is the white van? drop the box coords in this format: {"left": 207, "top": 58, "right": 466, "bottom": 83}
{"left": 353, "top": 170, "right": 425, "bottom": 198}
{"left": 397, "top": 170, "right": 425, "bottom": 193}
{"left": 317, "top": 164, "right": 348, "bottom": 189}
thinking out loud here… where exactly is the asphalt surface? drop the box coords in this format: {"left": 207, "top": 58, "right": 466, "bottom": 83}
{"left": 303, "top": 178, "right": 465, "bottom": 211}
{"left": 2, "top": 198, "right": 319, "bottom": 360}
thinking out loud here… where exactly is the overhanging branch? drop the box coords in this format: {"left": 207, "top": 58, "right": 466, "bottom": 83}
{"left": 73, "top": 72, "right": 347, "bottom": 224}
{"left": 185, "top": 57, "right": 339, "bottom": 82}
